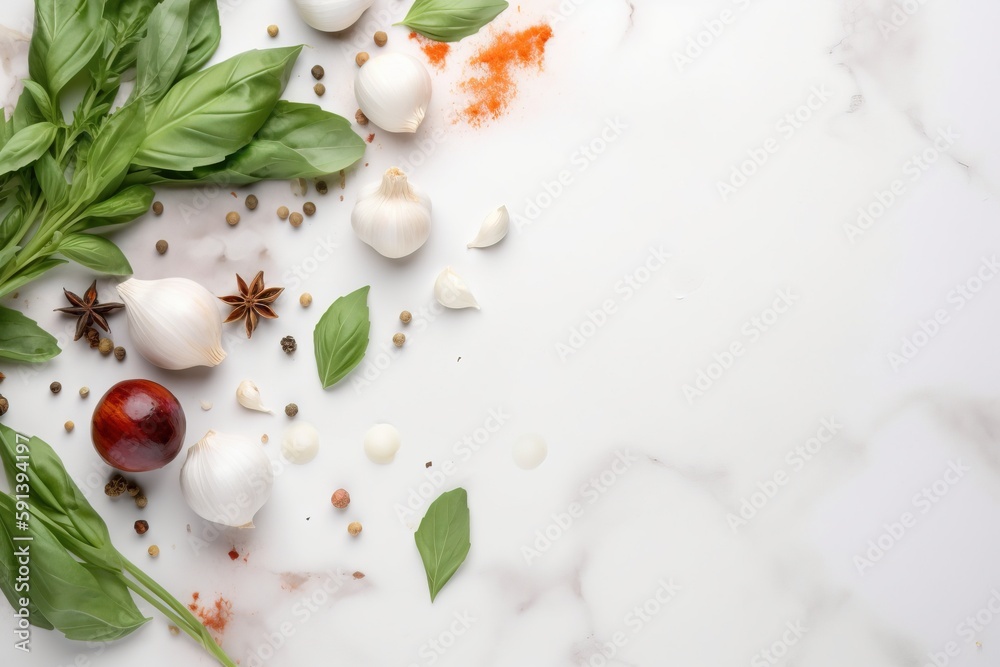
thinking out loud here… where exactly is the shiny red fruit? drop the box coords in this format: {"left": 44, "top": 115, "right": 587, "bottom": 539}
{"left": 91, "top": 379, "right": 186, "bottom": 472}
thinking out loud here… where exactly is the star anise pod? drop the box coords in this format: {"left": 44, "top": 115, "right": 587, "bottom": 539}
{"left": 54, "top": 280, "right": 125, "bottom": 341}
{"left": 220, "top": 271, "right": 283, "bottom": 339}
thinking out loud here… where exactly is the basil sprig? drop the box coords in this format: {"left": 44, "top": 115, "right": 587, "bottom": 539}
{"left": 397, "top": 0, "right": 510, "bottom": 42}
{"left": 415, "top": 488, "right": 471, "bottom": 601}
{"left": 314, "top": 286, "right": 371, "bottom": 388}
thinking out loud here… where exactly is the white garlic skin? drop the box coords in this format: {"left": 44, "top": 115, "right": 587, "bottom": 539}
{"left": 512, "top": 434, "right": 547, "bottom": 470}
{"left": 179, "top": 431, "right": 273, "bottom": 528}
{"left": 282, "top": 422, "right": 320, "bottom": 465}
{"left": 364, "top": 423, "right": 400, "bottom": 464}
{"left": 433, "top": 267, "right": 479, "bottom": 310}
{"left": 236, "top": 380, "right": 271, "bottom": 413}
{"left": 354, "top": 53, "right": 432, "bottom": 133}
{"left": 292, "top": 0, "right": 374, "bottom": 32}
{"left": 352, "top": 167, "right": 432, "bottom": 258}
{"left": 468, "top": 205, "right": 510, "bottom": 249}
{"left": 116, "top": 277, "right": 226, "bottom": 370}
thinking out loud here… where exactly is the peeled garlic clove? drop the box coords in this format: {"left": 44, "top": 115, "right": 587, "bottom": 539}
{"left": 292, "top": 0, "right": 374, "bottom": 31}
{"left": 236, "top": 380, "right": 271, "bottom": 413}
{"left": 355, "top": 53, "right": 432, "bottom": 133}
{"left": 512, "top": 434, "right": 548, "bottom": 470}
{"left": 179, "top": 430, "right": 273, "bottom": 528}
{"left": 117, "top": 277, "right": 226, "bottom": 370}
{"left": 364, "top": 423, "right": 400, "bottom": 464}
{"left": 434, "top": 267, "right": 479, "bottom": 310}
{"left": 468, "top": 205, "right": 510, "bottom": 249}
{"left": 352, "top": 167, "right": 432, "bottom": 258}
{"left": 282, "top": 422, "right": 320, "bottom": 465}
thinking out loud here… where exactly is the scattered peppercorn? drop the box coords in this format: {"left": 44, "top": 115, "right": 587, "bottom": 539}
{"left": 316, "top": 180, "right": 328, "bottom": 195}
{"left": 331, "top": 489, "right": 350, "bottom": 509}
{"left": 147, "top": 545, "right": 159, "bottom": 557}
{"left": 285, "top": 403, "right": 298, "bottom": 417}
{"left": 352, "top": 571, "right": 366, "bottom": 579}
{"left": 105, "top": 475, "right": 127, "bottom": 497}
{"left": 356, "top": 52, "right": 369, "bottom": 67}
{"left": 168, "top": 625, "right": 180, "bottom": 636}
{"left": 152, "top": 201, "right": 164, "bottom": 216}
{"left": 392, "top": 333, "right": 405, "bottom": 347}
{"left": 226, "top": 211, "right": 240, "bottom": 226}
{"left": 79, "top": 386, "right": 90, "bottom": 398}
{"left": 303, "top": 201, "right": 316, "bottom": 216}
{"left": 50, "top": 381, "right": 61, "bottom": 394}
{"left": 280, "top": 335, "right": 297, "bottom": 354}
{"left": 374, "top": 31, "right": 387, "bottom": 47}
{"left": 0, "top": 371, "right": 5, "bottom": 382}
{"left": 245, "top": 194, "right": 258, "bottom": 210}
{"left": 267, "top": 24, "right": 278, "bottom": 37}
{"left": 289, "top": 212, "right": 303, "bottom": 227}
{"left": 86, "top": 328, "right": 100, "bottom": 347}
{"left": 399, "top": 310, "right": 412, "bottom": 324}
{"left": 155, "top": 239, "right": 168, "bottom": 254}
{"left": 135, "top": 494, "right": 148, "bottom": 509}
{"left": 276, "top": 206, "right": 289, "bottom": 221}
{"left": 64, "top": 421, "right": 74, "bottom": 432}
{"left": 99, "top": 338, "right": 114, "bottom": 355}
{"left": 127, "top": 481, "right": 141, "bottom": 498}
{"left": 348, "top": 521, "right": 362, "bottom": 537}
{"left": 299, "top": 293, "right": 313, "bottom": 307}
{"left": 261, "top": 434, "right": 269, "bottom": 444}
{"left": 114, "top": 346, "right": 126, "bottom": 361}
{"left": 355, "top": 109, "right": 369, "bottom": 125}
{"left": 0, "top": 395, "right": 7, "bottom": 416}
{"left": 314, "top": 83, "right": 325, "bottom": 96}
{"left": 134, "top": 520, "right": 149, "bottom": 535}
{"left": 311, "top": 65, "right": 325, "bottom": 80}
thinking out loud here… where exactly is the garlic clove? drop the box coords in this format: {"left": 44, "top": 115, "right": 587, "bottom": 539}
{"left": 512, "top": 434, "right": 548, "bottom": 470}
{"left": 282, "top": 422, "right": 320, "bottom": 465}
{"left": 467, "top": 205, "right": 510, "bottom": 249}
{"left": 292, "top": 0, "right": 374, "bottom": 32}
{"left": 352, "top": 167, "right": 432, "bottom": 258}
{"left": 236, "top": 380, "right": 271, "bottom": 413}
{"left": 116, "top": 278, "right": 226, "bottom": 370}
{"left": 179, "top": 430, "right": 273, "bottom": 528}
{"left": 354, "top": 53, "right": 432, "bottom": 133}
{"left": 364, "top": 423, "right": 400, "bottom": 464}
{"left": 434, "top": 267, "right": 480, "bottom": 310}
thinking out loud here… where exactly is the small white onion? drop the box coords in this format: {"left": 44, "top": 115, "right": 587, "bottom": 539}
{"left": 179, "top": 431, "right": 273, "bottom": 527}
{"left": 292, "top": 0, "right": 374, "bottom": 32}
{"left": 355, "top": 53, "right": 432, "bottom": 133}
{"left": 282, "top": 422, "right": 320, "bottom": 465}
{"left": 512, "top": 434, "right": 547, "bottom": 470}
{"left": 364, "top": 423, "right": 400, "bottom": 464}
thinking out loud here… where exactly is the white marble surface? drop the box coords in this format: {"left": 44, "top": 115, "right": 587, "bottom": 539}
{"left": 3, "top": 0, "right": 1000, "bottom": 665}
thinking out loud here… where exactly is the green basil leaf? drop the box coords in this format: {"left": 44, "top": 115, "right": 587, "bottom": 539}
{"left": 397, "top": 0, "right": 509, "bottom": 42}
{"left": 0, "top": 305, "right": 60, "bottom": 361}
{"left": 104, "top": 0, "right": 160, "bottom": 30}
{"left": 20, "top": 80, "right": 57, "bottom": 125}
{"left": 132, "top": 0, "right": 190, "bottom": 107}
{"left": 74, "top": 184, "right": 153, "bottom": 230}
{"left": 0, "top": 206, "right": 25, "bottom": 250}
{"left": 414, "top": 488, "right": 471, "bottom": 602}
{"left": 34, "top": 153, "right": 68, "bottom": 208}
{"left": 133, "top": 46, "right": 301, "bottom": 171}
{"left": 314, "top": 285, "right": 370, "bottom": 388}
{"left": 0, "top": 122, "right": 58, "bottom": 178}
{"left": 0, "top": 258, "right": 68, "bottom": 300}
{"left": 11, "top": 87, "right": 45, "bottom": 133}
{"left": 75, "top": 102, "right": 146, "bottom": 202}
{"left": 178, "top": 0, "right": 221, "bottom": 78}
{"left": 0, "top": 494, "right": 149, "bottom": 642}
{"left": 28, "top": 0, "right": 105, "bottom": 97}
{"left": 58, "top": 234, "right": 132, "bottom": 275}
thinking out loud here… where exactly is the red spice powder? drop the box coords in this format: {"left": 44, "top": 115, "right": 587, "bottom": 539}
{"left": 189, "top": 592, "right": 233, "bottom": 633}
{"left": 366, "top": 133, "right": 375, "bottom": 143}
{"left": 459, "top": 24, "right": 554, "bottom": 126}
{"left": 409, "top": 32, "right": 450, "bottom": 68}
{"left": 227, "top": 548, "right": 239, "bottom": 561}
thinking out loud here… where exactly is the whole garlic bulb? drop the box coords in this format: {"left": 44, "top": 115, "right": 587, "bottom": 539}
{"left": 117, "top": 277, "right": 226, "bottom": 370}
{"left": 352, "top": 167, "right": 432, "bottom": 258}
{"left": 355, "top": 53, "right": 432, "bottom": 133}
{"left": 179, "top": 431, "right": 273, "bottom": 528}
{"left": 292, "top": 0, "right": 374, "bottom": 32}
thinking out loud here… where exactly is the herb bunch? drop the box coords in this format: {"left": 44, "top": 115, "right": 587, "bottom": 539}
{"left": 0, "top": 0, "right": 366, "bottom": 363}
